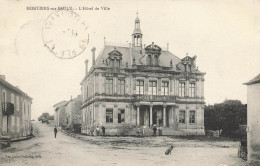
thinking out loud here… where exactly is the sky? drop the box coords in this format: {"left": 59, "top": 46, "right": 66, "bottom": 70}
{"left": 0, "top": 0, "right": 260, "bottom": 119}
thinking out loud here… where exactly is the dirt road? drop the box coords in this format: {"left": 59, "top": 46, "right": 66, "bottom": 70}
{"left": 0, "top": 122, "right": 247, "bottom": 166}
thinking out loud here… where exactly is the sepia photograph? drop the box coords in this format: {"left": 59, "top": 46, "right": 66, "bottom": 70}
{"left": 0, "top": 0, "right": 260, "bottom": 165}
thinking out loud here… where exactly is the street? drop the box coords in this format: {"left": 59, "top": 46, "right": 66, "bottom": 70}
{"left": 0, "top": 122, "right": 247, "bottom": 166}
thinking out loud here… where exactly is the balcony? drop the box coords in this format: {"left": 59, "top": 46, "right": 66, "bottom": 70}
{"left": 132, "top": 95, "right": 177, "bottom": 102}
{"left": 2, "top": 102, "right": 14, "bottom": 116}
{"left": 180, "top": 72, "right": 196, "bottom": 79}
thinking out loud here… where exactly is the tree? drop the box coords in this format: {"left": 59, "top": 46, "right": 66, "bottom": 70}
{"left": 37, "top": 113, "right": 50, "bottom": 122}
{"left": 46, "top": 115, "right": 54, "bottom": 120}
{"left": 204, "top": 99, "right": 247, "bottom": 137}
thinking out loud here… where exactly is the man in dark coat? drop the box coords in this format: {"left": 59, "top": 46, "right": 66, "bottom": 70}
{"left": 54, "top": 127, "right": 58, "bottom": 138}
{"left": 101, "top": 126, "right": 105, "bottom": 136}
{"left": 153, "top": 125, "right": 157, "bottom": 136}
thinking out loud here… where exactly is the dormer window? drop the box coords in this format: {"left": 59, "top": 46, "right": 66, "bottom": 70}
{"left": 145, "top": 42, "right": 162, "bottom": 66}
{"left": 180, "top": 55, "right": 197, "bottom": 72}
{"left": 116, "top": 59, "right": 120, "bottom": 68}
{"left": 154, "top": 55, "right": 159, "bottom": 66}
{"left": 147, "top": 55, "right": 152, "bottom": 65}
{"left": 107, "top": 48, "right": 122, "bottom": 68}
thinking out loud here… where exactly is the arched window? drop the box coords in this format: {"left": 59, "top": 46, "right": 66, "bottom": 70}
{"left": 147, "top": 55, "right": 152, "bottom": 65}
{"left": 2, "top": 91, "right": 6, "bottom": 102}
{"left": 154, "top": 55, "right": 159, "bottom": 66}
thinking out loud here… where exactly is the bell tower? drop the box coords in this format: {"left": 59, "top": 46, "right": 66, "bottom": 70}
{"left": 132, "top": 12, "right": 142, "bottom": 48}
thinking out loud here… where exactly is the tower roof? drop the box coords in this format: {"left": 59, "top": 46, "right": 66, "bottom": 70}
{"left": 133, "top": 13, "right": 142, "bottom": 34}
{"left": 135, "top": 16, "right": 140, "bottom": 22}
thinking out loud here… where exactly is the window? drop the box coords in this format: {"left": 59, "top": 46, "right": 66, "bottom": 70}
{"left": 11, "top": 94, "right": 14, "bottom": 104}
{"left": 149, "top": 81, "right": 157, "bottom": 95}
{"left": 116, "top": 60, "right": 120, "bottom": 68}
{"left": 24, "top": 102, "right": 26, "bottom": 115}
{"left": 154, "top": 55, "right": 159, "bottom": 66}
{"left": 179, "top": 111, "right": 185, "bottom": 123}
{"left": 189, "top": 111, "right": 195, "bottom": 123}
{"left": 105, "top": 78, "right": 113, "bottom": 94}
{"left": 28, "top": 105, "right": 30, "bottom": 116}
{"left": 118, "top": 109, "right": 125, "bottom": 123}
{"left": 2, "top": 91, "right": 6, "bottom": 109}
{"left": 106, "top": 109, "right": 113, "bottom": 123}
{"left": 161, "top": 82, "right": 169, "bottom": 95}
{"left": 136, "top": 80, "right": 144, "bottom": 95}
{"left": 189, "top": 83, "right": 195, "bottom": 97}
{"left": 110, "top": 59, "right": 114, "bottom": 67}
{"left": 16, "top": 96, "right": 19, "bottom": 111}
{"left": 118, "top": 80, "right": 125, "bottom": 95}
{"left": 179, "top": 82, "right": 185, "bottom": 97}
{"left": 147, "top": 55, "right": 152, "bottom": 65}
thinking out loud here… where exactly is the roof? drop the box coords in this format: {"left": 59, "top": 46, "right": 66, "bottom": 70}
{"left": 244, "top": 74, "right": 260, "bottom": 85}
{"left": 65, "top": 95, "right": 82, "bottom": 106}
{"left": 95, "top": 45, "right": 181, "bottom": 70}
{"left": 0, "top": 76, "right": 33, "bottom": 100}
{"left": 53, "top": 101, "right": 68, "bottom": 108}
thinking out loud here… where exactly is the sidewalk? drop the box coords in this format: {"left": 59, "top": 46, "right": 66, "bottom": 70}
{"left": 11, "top": 135, "right": 35, "bottom": 142}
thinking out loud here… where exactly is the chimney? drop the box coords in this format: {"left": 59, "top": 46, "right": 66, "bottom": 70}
{"left": 85, "top": 60, "right": 89, "bottom": 74}
{"left": 91, "top": 47, "right": 96, "bottom": 66}
{"left": 0, "top": 75, "right": 6, "bottom": 80}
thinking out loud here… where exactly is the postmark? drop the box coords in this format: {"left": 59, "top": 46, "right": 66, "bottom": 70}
{"left": 42, "top": 10, "right": 89, "bottom": 59}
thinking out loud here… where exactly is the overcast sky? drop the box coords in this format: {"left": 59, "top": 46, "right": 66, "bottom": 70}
{"left": 0, "top": 0, "right": 260, "bottom": 119}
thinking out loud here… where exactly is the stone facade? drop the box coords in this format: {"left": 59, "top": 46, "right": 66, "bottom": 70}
{"left": 53, "top": 101, "right": 67, "bottom": 128}
{"left": 64, "top": 96, "right": 82, "bottom": 127}
{"left": 81, "top": 15, "right": 205, "bottom": 135}
{"left": 0, "top": 75, "right": 33, "bottom": 138}
{"left": 245, "top": 74, "right": 260, "bottom": 166}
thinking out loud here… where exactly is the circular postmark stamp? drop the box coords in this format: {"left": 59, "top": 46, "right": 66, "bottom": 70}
{"left": 42, "top": 10, "right": 89, "bottom": 59}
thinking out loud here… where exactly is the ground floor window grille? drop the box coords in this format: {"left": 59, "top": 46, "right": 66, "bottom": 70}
{"left": 189, "top": 111, "right": 195, "bottom": 123}
{"left": 179, "top": 111, "right": 185, "bottom": 123}
{"left": 106, "top": 109, "right": 113, "bottom": 123}
{"left": 118, "top": 109, "right": 125, "bottom": 123}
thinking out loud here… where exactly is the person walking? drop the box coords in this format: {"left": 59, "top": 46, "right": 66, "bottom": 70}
{"left": 153, "top": 125, "right": 157, "bottom": 136}
{"left": 96, "top": 126, "right": 100, "bottom": 136}
{"left": 101, "top": 126, "right": 105, "bottom": 136}
{"left": 54, "top": 127, "right": 58, "bottom": 138}
{"left": 90, "top": 127, "right": 94, "bottom": 136}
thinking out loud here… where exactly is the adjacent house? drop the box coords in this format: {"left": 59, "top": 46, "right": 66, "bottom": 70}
{"left": 0, "top": 75, "right": 33, "bottom": 138}
{"left": 64, "top": 95, "right": 82, "bottom": 131}
{"left": 53, "top": 101, "right": 67, "bottom": 128}
{"left": 244, "top": 74, "right": 260, "bottom": 165}
{"left": 80, "top": 15, "right": 206, "bottom": 135}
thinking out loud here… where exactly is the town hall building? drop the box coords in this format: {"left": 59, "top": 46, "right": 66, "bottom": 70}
{"left": 81, "top": 15, "right": 206, "bottom": 135}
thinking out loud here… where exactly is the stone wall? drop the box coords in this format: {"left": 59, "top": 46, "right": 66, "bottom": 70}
{"left": 247, "top": 83, "right": 260, "bottom": 165}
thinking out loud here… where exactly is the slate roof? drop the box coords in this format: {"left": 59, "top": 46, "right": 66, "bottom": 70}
{"left": 95, "top": 45, "right": 182, "bottom": 70}
{"left": 53, "top": 101, "right": 68, "bottom": 108}
{"left": 244, "top": 74, "right": 260, "bottom": 85}
{"left": 0, "top": 76, "right": 33, "bottom": 100}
